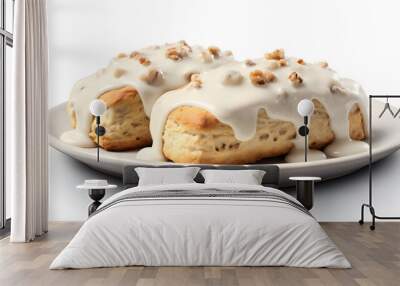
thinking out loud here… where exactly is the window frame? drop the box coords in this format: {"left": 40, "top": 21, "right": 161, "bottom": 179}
{"left": 0, "top": 0, "right": 14, "bottom": 233}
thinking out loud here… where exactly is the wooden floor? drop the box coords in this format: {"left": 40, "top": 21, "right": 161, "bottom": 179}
{"left": 0, "top": 222, "right": 399, "bottom": 286}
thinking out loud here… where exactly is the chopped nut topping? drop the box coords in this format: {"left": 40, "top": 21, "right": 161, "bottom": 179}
{"left": 200, "top": 51, "right": 213, "bottom": 63}
{"left": 249, "top": 70, "right": 276, "bottom": 86}
{"left": 297, "top": 58, "right": 305, "bottom": 65}
{"left": 166, "top": 48, "right": 181, "bottom": 61}
{"left": 191, "top": 74, "right": 201, "bottom": 81}
{"left": 278, "top": 59, "right": 288, "bottom": 67}
{"left": 178, "top": 40, "right": 192, "bottom": 51}
{"left": 180, "top": 49, "right": 190, "bottom": 58}
{"left": 139, "top": 57, "right": 151, "bottom": 66}
{"left": 165, "top": 41, "right": 192, "bottom": 61}
{"left": 245, "top": 59, "right": 256, "bottom": 66}
{"left": 319, "top": 61, "right": 328, "bottom": 68}
{"left": 330, "top": 84, "right": 347, "bottom": 95}
{"left": 288, "top": 72, "right": 303, "bottom": 86}
{"left": 140, "top": 68, "right": 163, "bottom": 85}
{"left": 266, "top": 60, "right": 279, "bottom": 70}
{"left": 250, "top": 70, "right": 266, "bottom": 85}
{"left": 129, "top": 51, "right": 140, "bottom": 59}
{"left": 191, "top": 74, "right": 202, "bottom": 88}
{"left": 265, "top": 49, "right": 285, "bottom": 60}
{"left": 223, "top": 71, "right": 243, "bottom": 86}
{"left": 166, "top": 44, "right": 191, "bottom": 61}
{"left": 208, "top": 46, "right": 221, "bottom": 58}
{"left": 184, "top": 71, "right": 198, "bottom": 82}
{"left": 116, "top": 53, "right": 127, "bottom": 59}
{"left": 129, "top": 51, "right": 151, "bottom": 65}
{"left": 113, "top": 68, "right": 127, "bottom": 78}
{"left": 264, "top": 71, "right": 276, "bottom": 83}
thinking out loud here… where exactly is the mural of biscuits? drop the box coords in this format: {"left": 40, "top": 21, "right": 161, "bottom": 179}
{"left": 137, "top": 50, "right": 368, "bottom": 164}
{"left": 61, "top": 41, "right": 234, "bottom": 151}
{"left": 59, "top": 44, "right": 368, "bottom": 165}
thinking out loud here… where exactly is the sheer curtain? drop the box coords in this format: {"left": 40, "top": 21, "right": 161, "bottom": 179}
{"left": 7, "top": 0, "right": 48, "bottom": 242}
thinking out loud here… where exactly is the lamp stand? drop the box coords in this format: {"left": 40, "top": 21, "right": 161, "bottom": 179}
{"left": 94, "top": 116, "right": 106, "bottom": 162}
{"left": 298, "top": 116, "right": 309, "bottom": 162}
{"left": 304, "top": 116, "right": 308, "bottom": 162}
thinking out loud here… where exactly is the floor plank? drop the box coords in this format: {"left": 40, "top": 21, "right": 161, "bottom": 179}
{"left": 0, "top": 222, "right": 399, "bottom": 286}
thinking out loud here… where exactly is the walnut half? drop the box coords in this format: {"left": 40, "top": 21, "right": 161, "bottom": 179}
{"left": 166, "top": 48, "right": 182, "bottom": 61}
{"left": 129, "top": 51, "right": 151, "bottom": 66}
{"left": 265, "top": 49, "right": 285, "bottom": 60}
{"left": 288, "top": 72, "right": 303, "bottom": 86}
{"left": 297, "top": 59, "right": 305, "bottom": 65}
{"left": 330, "top": 84, "right": 348, "bottom": 95}
{"left": 208, "top": 46, "right": 221, "bottom": 58}
{"left": 249, "top": 70, "right": 276, "bottom": 86}
{"left": 190, "top": 74, "right": 202, "bottom": 88}
{"left": 140, "top": 68, "right": 163, "bottom": 86}
{"left": 166, "top": 42, "right": 192, "bottom": 61}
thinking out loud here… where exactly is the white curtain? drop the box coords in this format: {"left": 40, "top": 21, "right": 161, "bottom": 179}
{"left": 8, "top": 0, "right": 48, "bottom": 242}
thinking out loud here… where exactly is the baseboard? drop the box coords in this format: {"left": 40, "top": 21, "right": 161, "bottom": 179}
{"left": 0, "top": 218, "right": 11, "bottom": 239}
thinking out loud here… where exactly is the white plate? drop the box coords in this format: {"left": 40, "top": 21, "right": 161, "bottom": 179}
{"left": 49, "top": 101, "right": 400, "bottom": 187}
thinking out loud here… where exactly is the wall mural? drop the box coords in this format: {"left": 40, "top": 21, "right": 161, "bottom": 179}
{"left": 48, "top": 41, "right": 400, "bottom": 186}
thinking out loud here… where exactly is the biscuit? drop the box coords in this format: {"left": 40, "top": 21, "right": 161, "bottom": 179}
{"left": 141, "top": 52, "right": 368, "bottom": 164}
{"left": 63, "top": 41, "right": 234, "bottom": 150}
{"left": 162, "top": 101, "right": 366, "bottom": 164}
{"left": 308, "top": 99, "right": 335, "bottom": 149}
{"left": 348, "top": 103, "right": 366, "bottom": 140}
{"left": 162, "top": 107, "right": 296, "bottom": 164}
{"left": 89, "top": 87, "right": 151, "bottom": 151}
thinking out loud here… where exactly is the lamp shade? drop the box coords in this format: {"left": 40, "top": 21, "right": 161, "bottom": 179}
{"left": 89, "top": 99, "right": 107, "bottom": 116}
{"left": 297, "top": 99, "right": 314, "bottom": 117}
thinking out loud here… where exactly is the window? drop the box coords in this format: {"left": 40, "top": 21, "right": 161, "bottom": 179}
{"left": 0, "top": 0, "right": 14, "bottom": 234}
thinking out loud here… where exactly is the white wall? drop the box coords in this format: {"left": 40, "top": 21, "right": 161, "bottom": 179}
{"left": 48, "top": 0, "right": 400, "bottom": 221}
